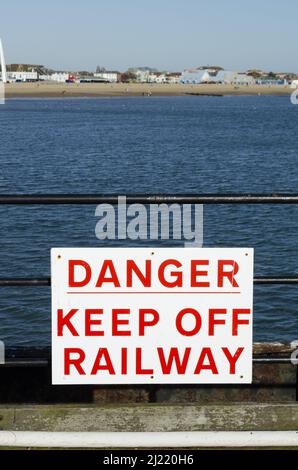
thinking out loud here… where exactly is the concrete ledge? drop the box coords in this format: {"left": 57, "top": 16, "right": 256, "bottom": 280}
{"left": 0, "top": 403, "right": 297, "bottom": 432}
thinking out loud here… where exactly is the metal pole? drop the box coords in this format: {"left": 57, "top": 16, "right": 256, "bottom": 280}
{"left": 0, "top": 38, "right": 7, "bottom": 84}
{"left": 1, "top": 194, "right": 298, "bottom": 204}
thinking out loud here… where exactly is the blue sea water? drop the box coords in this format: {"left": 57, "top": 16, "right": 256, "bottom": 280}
{"left": 0, "top": 95, "right": 297, "bottom": 345}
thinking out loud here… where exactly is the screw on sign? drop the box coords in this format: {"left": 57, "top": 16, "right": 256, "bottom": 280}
{"left": 51, "top": 247, "right": 254, "bottom": 385}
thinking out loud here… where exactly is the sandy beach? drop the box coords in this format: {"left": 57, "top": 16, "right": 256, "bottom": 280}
{"left": 3, "top": 81, "right": 293, "bottom": 98}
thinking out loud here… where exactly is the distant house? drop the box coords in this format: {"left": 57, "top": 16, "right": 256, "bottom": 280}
{"left": 255, "top": 78, "right": 287, "bottom": 86}
{"left": 213, "top": 70, "right": 237, "bottom": 83}
{"left": 39, "top": 72, "right": 70, "bottom": 83}
{"left": 134, "top": 70, "right": 151, "bottom": 82}
{"left": 154, "top": 72, "right": 167, "bottom": 83}
{"left": 180, "top": 68, "right": 232, "bottom": 84}
{"left": 232, "top": 73, "right": 256, "bottom": 85}
{"left": 132, "top": 70, "right": 180, "bottom": 83}
{"left": 52, "top": 72, "right": 70, "bottom": 82}
{"left": 7, "top": 71, "right": 38, "bottom": 82}
{"left": 180, "top": 68, "right": 211, "bottom": 84}
{"left": 181, "top": 68, "right": 256, "bottom": 85}
{"left": 5, "top": 63, "right": 48, "bottom": 82}
{"left": 165, "top": 72, "right": 181, "bottom": 84}
{"left": 94, "top": 71, "right": 121, "bottom": 83}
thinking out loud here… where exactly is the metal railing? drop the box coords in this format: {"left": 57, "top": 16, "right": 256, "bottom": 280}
{"left": 0, "top": 276, "right": 298, "bottom": 287}
{"left": 0, "top": 193, "right": 297, "bottom": 367}
{"left": 0, "top": 193, "right": 298, "bottom": 204}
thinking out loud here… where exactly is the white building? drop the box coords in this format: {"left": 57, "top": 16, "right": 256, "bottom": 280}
{"left": 7, "top": 71, "right": 38, "bottom": 82}
{"left": 180, "top": 68, "right": 213, "bottom": 84}
{"left": 165, "top": 73, "right": 181, "bottom": 84}
{"left": 233, "top": 73, "right": 255, "bottom": 85}
{"left": 135, "top": 70, "right": 151, "bottom": 82}
{"left": 94, "top": 71, "right": 120, "bottom": 83}
{"left": 212, "top": 70, "right": 237, "bottom": 83}
{"left": 49, "top": 72, "right": 70, "bottom": 83}
{"left": 155, "top": 73, "right": 167, "bottom": 83}
{"left": 291, "top": 80, "right": 298, "bottom": 88}
{"left": 181, "top": 68, "right": 255, "bottom": 85}
{"left": 39, "top": 73, "right": 73, "bottom": 82}
{"left": 39, "top": 75, "right": 52, "bottom": 81}
{"left": 134, "top": 70, "right": 180, "bottom": 83}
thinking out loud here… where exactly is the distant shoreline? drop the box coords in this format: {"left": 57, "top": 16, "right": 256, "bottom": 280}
{"left": 3, "top": 82, "right": 293, "bottom": 98}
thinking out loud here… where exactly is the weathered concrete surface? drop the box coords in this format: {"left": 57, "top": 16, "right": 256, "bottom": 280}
{"left": 0, "top": 404, "right": 297, "bottom": 432}
{"left": 0, "top": 409, "right": 14, "bottom": 431}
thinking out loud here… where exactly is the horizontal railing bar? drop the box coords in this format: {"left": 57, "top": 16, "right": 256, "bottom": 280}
{"left": 0, "top": 277, "right": 298, "bottom": 286}
{"left": 3, "top": 359, "right": 49, "bottom": 367}
{"left": 2, "top": 349, "right": 295, "bottom": 366}
{"left": 1, "top": 194, "right": 298, "bottom": 204}
{"left": 254, "top": 277, "right": 298, "bottom": 284}
{"left": 252, "top": 358, "right": 295, "bottom": 363}
{"left": 0, "top": 279, "right": 51, "bottom": 286}
{"left": 0, "top": 358, "right": 294, "bottom": 366}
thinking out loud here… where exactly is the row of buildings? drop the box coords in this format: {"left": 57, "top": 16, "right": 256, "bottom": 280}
{"left": 179, "top": 67, "right": 289, "bottom": 85}
{"left": 0, "top": 64, "right": 295, "bottom": 86}
{"left": 0, "top": 66, "right": 181, "bottom": 84}
{"left": 0, "top": 64, "right": 123, "bottom": 83}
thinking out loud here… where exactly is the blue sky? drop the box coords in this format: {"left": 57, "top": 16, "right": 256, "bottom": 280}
{"left": 0, "top": 0, "right": 297, "bottom": 72}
